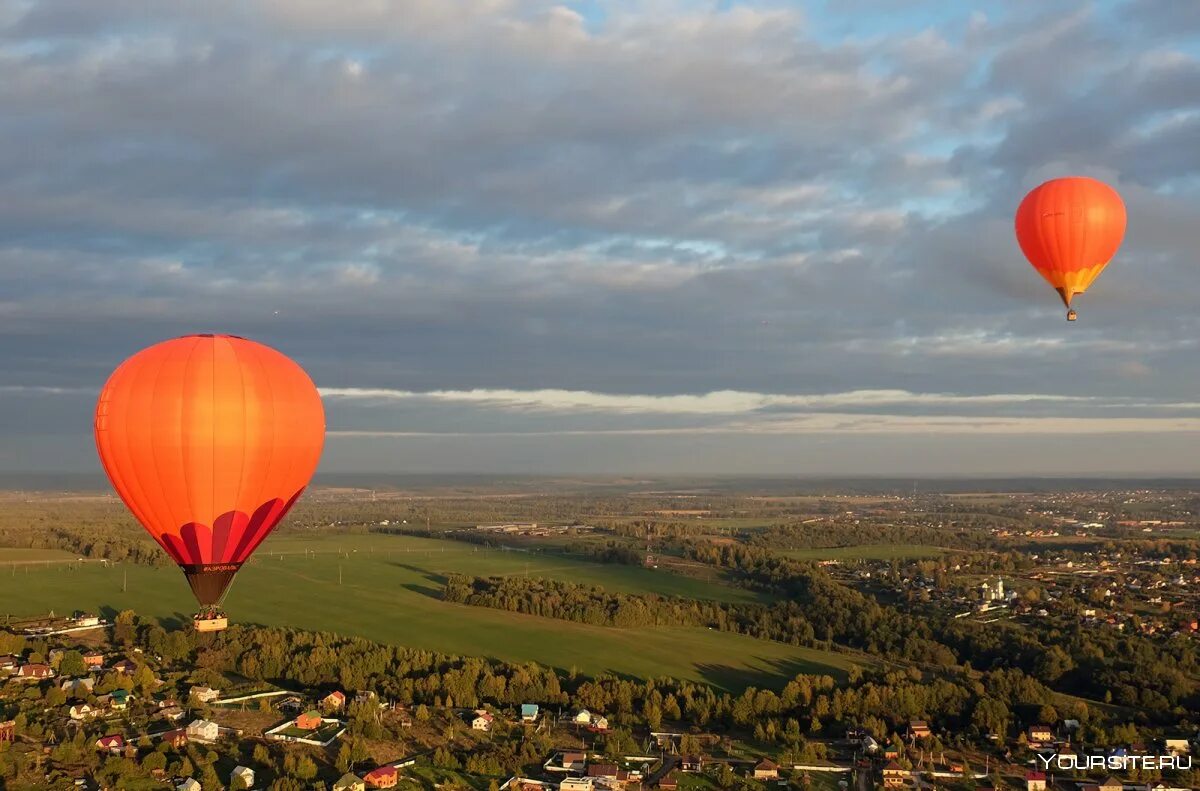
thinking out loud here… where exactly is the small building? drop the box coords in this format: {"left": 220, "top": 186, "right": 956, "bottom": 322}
{"left": 296, "top": 710, "right": 323, "bottom": 730}
{"left": 472, "top": 710, "right": 495, "bottom": 731}
{"left": 1165, "top": 738, "right": 1191, "bottom": 755}
{"left": 364, "top": 765, "right": 399, "bottom": 789}
{"left": 334, "top": 774, "right": 367, "bottom": 791}
{"left": 160, "top": 729, "right": 188, "bottom": 748}
{"left": 591, "top": 715, "right": 610, "bottom": 731}
{"left": 589, "top": 764, "right": 621, "bottom": 780}
{"left": 1027, "top": 725, "right": 1053, "bottom": 744}
{"left": 190, "top": 685, "right": 221, "bottom": 703}
{"left": 561, "top": 752, "right": 587, "bottom": 771}
{"left": 231, "top": 765, "right": 255, "bottom": 789}
{"left": 323, "top": 690, "right": 347, "bottom": 710}
{"left": 186, "top": 718, "right": 219, "bottom": 742}
{"left": 95, "top": 734, "right": 124, "bottom": 754}
{"left": 69, "top": 704, "right": 94, "bottom": 721}
{"left": 1026, "top": 771, "right": 1046, "bottom": 791}
{"left": 657, "top": 775, "right": 677, "bottom": 791}
{"left": 908, "top": 720, "right": 932, "bottom": 740}
{"left": 82, "top": 652, "right": 105, "bottom": 669}
{"left": 562, "top": 779, "right": 596, "bottom": 791}
{"left": 17, "top": 663, "right": 54, "bottom": 679}
{"left": 751, "top": 759, "right": 779, "bottom": 780}
{"left": 177, "top": 780, "right": 202, "bottom": 791}
{"left": 573, "top": 709, "right": 593, "bottom": 724}
{"left": 680, "top": 755, "right": 703, "bottom": 772}
{"left": 61, "top": 677, "right": 96, "bottom": 696}
{"left": 109, "top": 689, "right": 131, "bottom": 710}
{"left": 0, "top": 721, "right": 14, "bottom": 743}
{"left": 882, "top": 761, "right": 910, "bottom": 789}
{"left": 0, "top": 655, "right": 17, "bottom": 672}
{"left": 276, "top": 694, "right": 305, "bottom": 713}
{"left": 521, "top": 703, "right": 540, "bottom": 722}
{"left": 111, "top": 659, "right": 137, "bottom": 675}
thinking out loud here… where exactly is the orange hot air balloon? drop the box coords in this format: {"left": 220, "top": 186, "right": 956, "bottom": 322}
{"left": 1015, "top": 176, "right": 1127, "bottom": 321}
{"left": 94, "top": 335, "right": 324, "bottom": 628}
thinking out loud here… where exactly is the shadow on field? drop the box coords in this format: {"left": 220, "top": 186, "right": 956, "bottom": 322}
{"left": 695, "top": 653, "right": 847, "bottom": 692}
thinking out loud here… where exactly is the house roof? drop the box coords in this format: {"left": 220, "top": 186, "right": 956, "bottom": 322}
{"left": 1025, "top": 771, "right": 1046, "bottom": 780}
{"left": 97, "top": 734, "right": 123, "bottom": 747}
{"left": 755, "top": 759, "right": 778, "bottom": 770}
{"left": 588, "top": 764, "right": 620, "bottom": 777}
{"left": 521, "top": 704, "right": 539, "bottom": 714}
{"left": 327, "top": 690, "right": 346, "bottom": 701}
{"left": 365, "top": 766, "right": 398, "bottom": 779}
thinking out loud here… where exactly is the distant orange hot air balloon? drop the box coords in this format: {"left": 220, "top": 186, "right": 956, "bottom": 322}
{"left": 1015, "top": 176, "right": 1127, "bottom": 321}
{"left": 94, "top": 335, "right": 325, "bottom": 629}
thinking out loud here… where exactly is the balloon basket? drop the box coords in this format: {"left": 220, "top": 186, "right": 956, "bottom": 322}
{"left": 1066, "top": 310, "right": 1077, "bottom": 322}
{"left": 193, "top": 610, "right": 228, "bottom": 633}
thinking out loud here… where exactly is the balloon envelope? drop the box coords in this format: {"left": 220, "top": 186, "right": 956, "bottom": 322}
{"left": 94, "top": 334, "right": 325, "bottom": 605}
{"left": 1015, "top": 176, "right": 1126, "bottom": 307}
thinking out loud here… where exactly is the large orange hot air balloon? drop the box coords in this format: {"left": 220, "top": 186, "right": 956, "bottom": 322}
{"left": 1015, "top": 176, "right": 1127, "bottom": 321}
{"left": 94, "top": 335, "right": 324, "bottom": 628}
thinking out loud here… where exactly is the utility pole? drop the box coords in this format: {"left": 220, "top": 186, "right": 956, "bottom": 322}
{"left": 122, "top": 568, "right": 127, "bottom": 593}
{"left": 339, "top": 565, "right": 343, "bottom": 585}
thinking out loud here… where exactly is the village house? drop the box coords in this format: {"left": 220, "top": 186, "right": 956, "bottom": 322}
{"left": 363, "top": 765, "right": 399, "bottom": 789}
{"left": 82, "top": 652, "right": 104, "bottom": 670}
{"left": 882, "top": 761, "right": 910, "bottom": 789}
{"left": 160, "top": 729, "right": 188, "bottom": 749}
{"left": 589, "top": 763, "right": 630, "bottom": 784}
{"left": 177, "top": 779, "right": 202, "bottom": 791}
{"left": 16, "top": 663, "right": 54, "bottom": 680}
{"left": 323, "top": 690, "right": 347, "bottom": 711}
{"left": 591, "top": 715, "right": 610, "bottom": 731}
{"left": 334, "top": 774, "right": 367, "bottom": 791}
{"left": 69, "top": 704, "right": 94, "bottom": 721}
{"left": 680, "top": 755, "right": 703, "bottom": 772}
{"left": 1026, "top": 771, "right": 1046, "bottom": 791}
{"left": 472, "top": 710, "right": 495, "bottom": 731}
{"left": 95, "top": 734, "right": 124, "bottom": 754}
{"left": 0, "top": 655, "right": 16, "bottom": 672}
{"left": 574, "top": 709, "right": 593, "bottom": 725}
{"left": 276, "top": 694, "right": 304, "bottom": 713}
{"left": 186, "top": 718, "right": 219, "bottom": 742}
{"left": 1080, "top": 778, "right": 1123, "bottom": 791}
{"left": 656, "top": 775, "right": 678, "bottom": 791}
{"left": 296, "top": 710, "right": 324, "bottom": 730}
{"left": 521, "top": 703, "right": 539, "bottom": 722}
{"left": 0, "top": 721, "right": 12, "bottom": 743}
{"left": 751, "top": 759, "right": 779, "bottom": 780}
{"left": 1165, "top": 738, "right": 1191, "bottom": 755}
{"left": 561, "top": 752, "right": 587, "bottom": 771}
{"left": 159, "top": 705, "right": 186, "bottom": 723}
{"left": 110, "top": 659, "right": 137, "bottom": 675}
{"left": 61, "top": 677, "right": 95, "bottom": 696}
{"left": 230, "top": 765, "right": 255, "bottom": 789}
{"left": 190, "top": 685, "right": 221, "bottom": 703}
{"left": 908, "top": 720, "right": 932, "bottom": 740}
{"left": 355, "top": 690, "right": 379, "bottom": 707}
{"left": 561, "top": 778, "right": 596, "bottom": 791}
{"left": 108, "top": 688, "right": 130, "bottom": 710}
{"left": 1027, "top": 725, "right": 1054, "bottom": 745}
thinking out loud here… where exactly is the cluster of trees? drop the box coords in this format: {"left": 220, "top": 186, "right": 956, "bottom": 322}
{"left": 442, "top": 574, "right": 820, "bottom": 644}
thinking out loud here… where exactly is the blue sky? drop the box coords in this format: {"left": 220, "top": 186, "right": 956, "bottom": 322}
{"left": 2, "top": 0, "right": 1200, "bottom": 476}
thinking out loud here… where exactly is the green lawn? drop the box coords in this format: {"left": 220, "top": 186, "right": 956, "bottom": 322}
{"left": 0, "top": 533, "right": 865, "bottom": 691}
{"left": 778, "top": 544, "right": 946, "bottom": 561}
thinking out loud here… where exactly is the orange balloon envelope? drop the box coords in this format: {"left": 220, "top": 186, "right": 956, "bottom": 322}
{"left": 94, "top": 335, "right": 325, "bottom": 607}
{"left": 1015, "top": 176, "right": 1126, "bottom": 313}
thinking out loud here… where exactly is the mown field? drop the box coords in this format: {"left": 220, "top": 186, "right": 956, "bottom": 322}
{"left": 0, "top": 534, "right": 866, "bottom": 690}
{"left": 778, "top": 544, "right": 947, "bottom": 561}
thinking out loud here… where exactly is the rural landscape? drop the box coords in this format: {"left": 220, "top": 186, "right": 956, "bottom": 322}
{"left": 1, "top": 479, "right": 1199, "bottom": 790}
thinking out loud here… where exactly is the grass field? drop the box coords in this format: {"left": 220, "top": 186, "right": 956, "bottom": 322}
{"left": 0, "top": 547, "right": 83, "bottom": 563}
{"left": 778, "top": 544, "right": 946, "bottom": 561}
{"left": 0, "top": 533, "right": 865, "bottom": 690}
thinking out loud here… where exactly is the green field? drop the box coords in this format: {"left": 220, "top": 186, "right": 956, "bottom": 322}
{"left": 0, "top": 533, "right": 864, "bottom": 690}
{"left": 779, "top": 544, "right": 946, "bottom": 561}
{"left": 0, "top": 547, "right": 82, "bottom": 563}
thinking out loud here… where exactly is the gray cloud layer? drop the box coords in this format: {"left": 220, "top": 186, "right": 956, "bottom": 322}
{"left": 2, "top": 0, "right": 1199, "bottom": 475}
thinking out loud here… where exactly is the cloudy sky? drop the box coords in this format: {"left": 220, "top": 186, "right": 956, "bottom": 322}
{"left": 3, "top": 0, "right": 1200, "bottom": 477}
